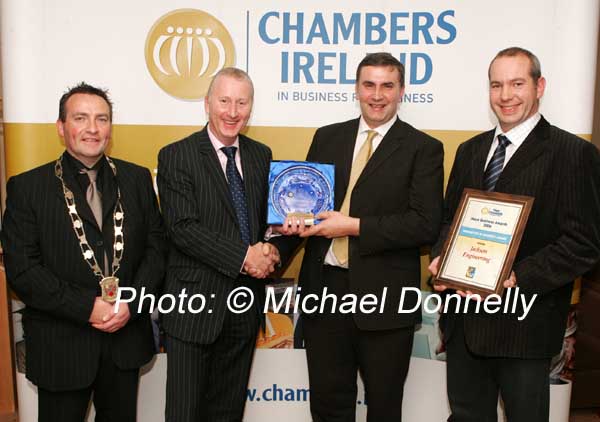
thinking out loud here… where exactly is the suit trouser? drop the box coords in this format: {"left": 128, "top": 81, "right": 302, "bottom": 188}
{"left": 303, "top": 265, "right": 415, "bottom": 422}
{"left": 165, "top": 304, "right": 259, "bottom": 422}
{"left": 37, "top": 334, "right": 140, "bottom": 422}
{"left": 445, "top": 315, "right": 551, "bottom": 422}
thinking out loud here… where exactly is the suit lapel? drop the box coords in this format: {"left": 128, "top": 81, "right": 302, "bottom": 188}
{"left": 335, "top": 119, "right": 360, "bottom": 210}
{"left": 473, "top": 131, "right": 494, "bottom": 189}
{"left": 194, "top": 129, "right": 238, "bottom": 222}
{"left": 495, "top": 118, "right": 549, "bottom": 189}
{"left": 355, "top": 118, "right": 405, "bottom": 187}
{"left": 101, "top": 158, "right": 118, "bottom": 223}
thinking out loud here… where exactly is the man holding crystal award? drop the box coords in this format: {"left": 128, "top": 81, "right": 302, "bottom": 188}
{"left": 2, "top": 82, "right": 166, "bottom": 421}
{"left": 272, "top": 52, "right": 444, "bottom": 421}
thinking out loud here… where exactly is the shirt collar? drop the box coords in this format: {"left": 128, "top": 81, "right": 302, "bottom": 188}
{"left": 493, "top": 112, "right": 541, "bottom": 148}
{"left": 207, "top": 125, "right": 240, "bottom": 152}
{"left": 63, "top": 151, "right": 104, "bottom": 172}
{"left": 358, "top": 115, "right": 397, "bottom": 139}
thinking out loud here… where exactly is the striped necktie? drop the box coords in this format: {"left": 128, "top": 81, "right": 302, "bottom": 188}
{"left": 483, "top": 134, "right": 511, "bottom": 191}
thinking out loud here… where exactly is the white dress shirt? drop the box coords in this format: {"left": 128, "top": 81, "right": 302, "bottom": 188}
{"left": 485, "top": 113, "right": 541, "bottom": 169}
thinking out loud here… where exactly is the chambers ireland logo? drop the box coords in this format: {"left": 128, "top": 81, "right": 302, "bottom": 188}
{"left": 145, "top": 9, "right": 235, "bottom": 100}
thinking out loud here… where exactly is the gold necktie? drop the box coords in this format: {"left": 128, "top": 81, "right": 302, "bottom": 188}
{"left": 81, "top": 168, "right": 109, "bottom": 272}
{"left": 81, "top": 169, "right": 102, "bottom": 229}
{"left": 332, "top": 130, "right": 377, "bottom": 266}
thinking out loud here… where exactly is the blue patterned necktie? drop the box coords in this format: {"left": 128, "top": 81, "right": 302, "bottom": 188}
{"left": 221, "top": 146, "right": 250, "bottom": 245}
{"left": 483, "top": 134, "right": 511, "bottom": 191}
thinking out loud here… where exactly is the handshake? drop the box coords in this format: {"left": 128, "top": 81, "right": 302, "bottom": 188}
{"left": 244, "top": 242, "right": 280, "bottom": 279}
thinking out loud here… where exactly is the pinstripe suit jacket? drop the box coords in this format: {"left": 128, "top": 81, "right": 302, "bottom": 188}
{"left": 157, "top": 128, "right": 272, "bottom": 344}
{"left": 432, "top": 116, "right": 600, "bottom": 359}
{"left": 1, "top": 153, "right": 166, "bottom": 391}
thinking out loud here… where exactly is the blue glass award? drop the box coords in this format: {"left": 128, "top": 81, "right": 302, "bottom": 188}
{"left": 267, "top": 161, "right": 335, "bottom": 225}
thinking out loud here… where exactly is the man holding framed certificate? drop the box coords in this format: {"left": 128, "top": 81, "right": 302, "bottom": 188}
{"left": 429, "top": 47, "right": 600, "bottom": 421}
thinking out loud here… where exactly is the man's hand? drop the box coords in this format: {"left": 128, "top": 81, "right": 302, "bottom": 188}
{"left": 92, "top": 302, "right": 131, "bottom": 333}
{"left": 503, "top": 271, "right": 517, "bottom": 288}
{"left": 263, "top": 242, "right": 280, "bottom": 269}
{"left": 244, "top": 242, "right": 280, "bottom": 279}
{"left": 273, "top": 215, "right": 309, "bottom": 236}
{"left": 428, "top": 256, "right": 441, "bottom": 277}
{"left": 299, "top": 211, "right": 360, "bottom": 238}
{"left": 89, "top": 297, "right": 115, "bottom": 325}
{"left": 429, "top": 256, "right": 452, "bottom": 293}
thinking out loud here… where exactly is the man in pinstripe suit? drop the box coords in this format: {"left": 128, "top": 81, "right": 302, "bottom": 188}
{"left": 429, "top": 47, "right": 600, "bottom": 421}
{"left": 2, "top": 83, "right": 166, "bottom": 422}
{"left": 157, "top": 67, "right": 279, "bottom": 422}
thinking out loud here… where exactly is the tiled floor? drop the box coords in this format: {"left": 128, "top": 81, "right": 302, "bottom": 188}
{"left": 571, "top": 408, "right": 600, "bottom": 422}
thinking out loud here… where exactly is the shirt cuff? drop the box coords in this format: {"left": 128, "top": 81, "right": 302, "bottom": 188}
{"left": 264, "top": 225, "right": 282, "bottom": 241}
{"left": 240, "top": 246, "right": 250, "bottom": 274}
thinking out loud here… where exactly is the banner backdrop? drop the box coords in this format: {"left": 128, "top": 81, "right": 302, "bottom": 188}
{"left": 2, "top": 1, "right": 598, "bottom": 421}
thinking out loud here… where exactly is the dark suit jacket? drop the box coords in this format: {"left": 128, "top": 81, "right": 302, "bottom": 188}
{"left": 274, "top": 117, "right": 444, "bottom": 330}
{"left": 1, "top": 153, "right": 166, "bottom": 391}
{"left": 157, "top": 128, "right": 272, "bottom": 344}
{"left": 432, "top": 116, "right": 600, "bottom": 359}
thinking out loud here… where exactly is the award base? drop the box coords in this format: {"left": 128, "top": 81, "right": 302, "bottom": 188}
{"left": 287, "top": 212, "right": 315, "bottom": 226}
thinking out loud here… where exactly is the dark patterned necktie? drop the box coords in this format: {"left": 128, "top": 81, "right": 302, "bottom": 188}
{"left": 483, "top": 134, "right": 511, "bottom": 191}
{"left": 221, "top": 146, "right": 250, "bottom": 245}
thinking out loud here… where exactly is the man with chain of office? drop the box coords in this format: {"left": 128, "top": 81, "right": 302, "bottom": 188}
{"left": 2, "top": 82, "right": 166, "bottom": 422}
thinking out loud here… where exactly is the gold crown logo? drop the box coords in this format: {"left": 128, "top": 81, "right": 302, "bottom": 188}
{"left": 145, "top": 9, "right": 235, "bottom": 100}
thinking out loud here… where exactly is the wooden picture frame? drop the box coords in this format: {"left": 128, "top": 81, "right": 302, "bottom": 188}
{"left": 434, "top": 189, "right": 534, "bottom": 298}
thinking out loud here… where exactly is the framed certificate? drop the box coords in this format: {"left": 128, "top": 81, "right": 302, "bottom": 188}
{"left": 434, "top": 189, "right": 533, "bottom": 297}
{"left": 267, "top": 161, "right": 335, "bottom": 225}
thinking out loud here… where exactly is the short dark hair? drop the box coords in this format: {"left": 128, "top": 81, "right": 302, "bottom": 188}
{"left": 356, "top": 53, "right": 405, "bottom": 87}
{"left": 58, "top": 82, "right": 113, "bottom": 122}
{"left": 489, "top": 47, "right": 542, "bottom": 83}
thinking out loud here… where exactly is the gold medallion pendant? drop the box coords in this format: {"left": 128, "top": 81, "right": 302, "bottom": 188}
{"left": 100, "top": 277, "right": 120, "bottom": 303}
